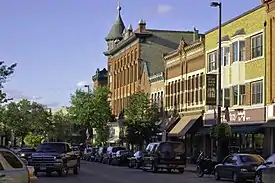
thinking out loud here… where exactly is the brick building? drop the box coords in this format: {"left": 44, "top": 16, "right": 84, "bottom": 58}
{"left": 92, "top": 68, "right": 108, "bottom": 89}
{"left": 204, "top": 5, "right": 266, "bottom": 157}
{"left": 162, "top": 31, "right": 205, "bottom": 158}
{"left": 149, "top": 72, "right": 165, "bottom": 114}
{"left": 104, "top": 4, "right": 199, "bottom": 116}
{"left": 262, "top": 0, "right": 275, "bottom": 156}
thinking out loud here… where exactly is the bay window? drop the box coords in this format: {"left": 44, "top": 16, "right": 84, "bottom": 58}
{"left": 207, "top": 51, "right": 217, "bottom": 72}
{"left": 232, "top": 40, "right": 246, "bottom": 62}
{"left": 222, "top": 47, "right": 230, "bottom": 66}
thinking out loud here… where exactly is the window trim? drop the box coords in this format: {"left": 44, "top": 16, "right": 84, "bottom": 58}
{"left": 232, "top": 40, "right": 246, "bottom": 62}
{"left": 251, "top": 33, "right": 264, "bottom": 60}
{"left": 232, "top": 85, "right": 246, "bottom": 106}
{"left": 207, "top": 51, "right": 217, "bottom": 72}
{"left": 222, "top": 47, "right": 230, "bottom": 66}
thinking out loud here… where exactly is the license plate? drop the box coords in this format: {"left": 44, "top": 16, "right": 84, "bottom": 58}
{"left": 40, "top": 167, "right": 46, "bottom": 170}
{"left": 175, "top": 157, "right": 180, "bottom": 160}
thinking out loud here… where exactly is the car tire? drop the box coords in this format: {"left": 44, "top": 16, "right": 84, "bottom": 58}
{"left": 232, "top": 172, "right": 239, "bottom": 183}
{"left": 58, "top": 164, "right": 68, "bottom": 177}
{"left": 73, "top": 161, "right": 80, "bottom": 175}
{"left": 214, "top": 170, "right": 220, "bottom": 180}
{"left": 46, "top": 172, "right": 51, "bottom": 176}
{"left": 151, "top": 163, "right": 158, "bottom": 173}
{"left": 255, "top": 172, "right": 263, "bottom": 183}
{"left": 135, "top": 162, "right": 140, "bottom": 169}
{"left": 178, "top": 168, "right": 184, "bottom": 174}
{"left": 167, "top": 169, "right": 171, "bottom": 173}
{"left": 196, "top": 166, "right": 204, "bottom": 177}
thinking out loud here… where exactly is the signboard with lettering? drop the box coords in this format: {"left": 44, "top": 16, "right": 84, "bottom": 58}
{"left": 205, "top": 74, "right": 217, "bottom": 106}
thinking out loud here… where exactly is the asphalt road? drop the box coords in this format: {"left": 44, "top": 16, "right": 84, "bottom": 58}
{"left": 36, "top": 161, "right": 230, "bottom": 183}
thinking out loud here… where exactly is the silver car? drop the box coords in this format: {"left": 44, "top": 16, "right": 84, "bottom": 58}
{"left": 0, "top": 146, "right": 29, "bottom": 183}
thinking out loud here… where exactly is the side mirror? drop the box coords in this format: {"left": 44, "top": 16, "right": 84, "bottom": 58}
{"left": 264, "top": 161, "right": 273, "bottom": 166}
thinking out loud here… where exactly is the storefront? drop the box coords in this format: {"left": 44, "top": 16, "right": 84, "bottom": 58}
{"left": 263, "top": 104, "right": 275, "bottom": 157}
{"left": 203, "top": 107, "right": 265, "bottom": 157}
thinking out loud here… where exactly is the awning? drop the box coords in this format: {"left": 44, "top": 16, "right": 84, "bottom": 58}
{"left": 263, "top": 119, "right": 275, "bottom": 128}
{"left": 169, "top": 115, "right": 201, "bottom": 137}
{"left": 107, "top": 136, "right": 119, "bottom": 143}
{"left": 231, "top": 124, "right": 264, "bottom": 134}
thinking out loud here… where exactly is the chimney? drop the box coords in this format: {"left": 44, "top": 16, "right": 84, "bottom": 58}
{"left": 193, "top": 27, "right": 199, "bottom": 41}
{"left": 138, "top": 19, "right": 146, "bottom": 32}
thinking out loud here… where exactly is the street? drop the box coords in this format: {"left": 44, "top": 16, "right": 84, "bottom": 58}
{"left": 36, "top": 161, "right": 230, "bottom": 183}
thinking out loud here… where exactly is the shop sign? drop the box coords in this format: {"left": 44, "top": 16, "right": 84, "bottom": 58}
{"left": 205, "top": 74, "right": 217, "bottom": 106}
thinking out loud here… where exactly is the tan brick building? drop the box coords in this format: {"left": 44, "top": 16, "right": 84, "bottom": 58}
{"left": 149, "top": 72, "right": 165, "bottom": 113}
{"left": 162, "top": 31, "right": 206, "bottom": 156}
{"left": 104, "top": 4, "right": 199, "bottom": 116}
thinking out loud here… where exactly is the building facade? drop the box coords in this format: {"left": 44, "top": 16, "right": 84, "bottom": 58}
{"left": 149, "top": 72, "right": 165, "bottom": 113}
{"left": 104, "top": 4, "right": 199, "bottom": 116}
{"left": 262, "top": 0, "right": 275, "bottom": 156}
{"left": 163, "top": 33, "right": 206, "bottom": 159}
{"left": 92, "top": 68, "right": 108, "bottom": 88}
{"left": 204, "top": 5, "right": 266, "bottom": 156}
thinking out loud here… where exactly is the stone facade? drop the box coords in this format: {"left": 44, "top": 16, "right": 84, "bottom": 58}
{"left": 164, "top": 35, "right": 205, "bottom": 116}
{"left": 204, "top": 5, "right": 266, "bottom": 124}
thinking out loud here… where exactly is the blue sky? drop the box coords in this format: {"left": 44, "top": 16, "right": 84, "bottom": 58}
{"left": 0, "top": 0, "right": 261, "bottom": 108}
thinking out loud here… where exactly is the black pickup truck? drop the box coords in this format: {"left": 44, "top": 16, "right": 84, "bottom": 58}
{"left": 28, "top": 142, "right": 80, "bottom": 176}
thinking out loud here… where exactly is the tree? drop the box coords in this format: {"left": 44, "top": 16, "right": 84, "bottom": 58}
{"left": 68, "top": 86, "right": 111, "bottom": 145}
{"left": 48, "top": 110, "right": 72, "bottom": 142}
{"left": 0, "top": 61, "right": 17, "bottom": 103}
{"left": 124, "top": 91, "right": 159, "bottom": 147}
{"left": 24, "top": 132, "right": 44, "bottom": 148}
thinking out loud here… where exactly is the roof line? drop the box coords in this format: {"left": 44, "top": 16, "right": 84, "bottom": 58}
{"left": 147, "top": 29, "right": 202, "bottom": 34}
{"left": 205, "top": 4, "right": 264, "bottom": 34}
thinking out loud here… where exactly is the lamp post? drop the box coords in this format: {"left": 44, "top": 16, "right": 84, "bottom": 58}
{"left": 84, "top": 84, "right": 90, "bottom": 93}
{"left": 211, "top": 2, "right": 222, "bottom": 125}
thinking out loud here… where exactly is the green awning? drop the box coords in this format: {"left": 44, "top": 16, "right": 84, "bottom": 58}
{"left": 263, "top": 119, "right": 275, "bottom": 128}
{"left": 231, "top": 124, "right": 264, "bottom": 134}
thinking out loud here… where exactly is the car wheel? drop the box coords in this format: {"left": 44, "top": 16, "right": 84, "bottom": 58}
{"left": 73, "top": 160, "right": 80, "bottom": 175}
{"left": 178, "top": 168, "right": 184, "bottom": 174}
{"left": 135, "top": 162, "right": 140, "bottom": 169}
{"left": 46, "top": 172, "right": 51, "bottom": 176}
{"left": 167, "top": 169, "right": 171, "bottom": 173}
{"left": 255, "top": 172, "right": 262, "bottom": 183}
{"left": 214, "top": 170, "right": 220, "bottom": 180}
{"left": 196, "top": 166, "right": 204, "bottom": 177}
{"left": 232, "top": 172, "right": 239, "bottom": 183}
{"left": 151, "top": 163, "right": 158, "bottom": 173}
{"left": 58, "top": 164, "right": 68, "bottom": 177}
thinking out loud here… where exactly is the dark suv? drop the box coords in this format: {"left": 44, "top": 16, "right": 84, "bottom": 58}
{"left": 142, "top": 141, "right": 186, "bottom": 173}
{"left": 28, "top": 142, "right": 80, "bottom": 176}
{"left": 103, "top": 146, "right": 126, "bottom": 165}
{"left": 95, "top": 147, "right": 107, "bottom": 163}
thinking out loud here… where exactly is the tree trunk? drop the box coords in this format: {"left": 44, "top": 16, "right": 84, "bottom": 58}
{"left": 21, "top": 136, "right": 25, "bottom": 148}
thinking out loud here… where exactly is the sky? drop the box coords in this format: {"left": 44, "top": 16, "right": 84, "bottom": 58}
{"left": 0, "top": 0, "right": 261, "bottom": 109}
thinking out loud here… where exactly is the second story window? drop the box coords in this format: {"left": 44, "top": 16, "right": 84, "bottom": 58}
{"left": 207, "top": 51, "right": 217, "bottom": 72}
{"left": 222, "top": 47, "right": 230, "bottom": 66}
{"left": 232, "top": 41, "right": 246, "bottom": 62}
{"left": 239, "top": 85, "right": 245, "bottom": 105}
{"left": 251, "top": 80, "right": 263, "bottom": 104}
{"left": 232, "top": 85, "right": 238, "bottom": 105}
{"left": 251, "top": 34, "right": 263, "bottom": 59}
{"left": 224, "top": 88, "right": 230, "bottom": 107}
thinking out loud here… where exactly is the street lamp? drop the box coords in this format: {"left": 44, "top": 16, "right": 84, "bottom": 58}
{"left": 84, "top": 84, "right": 90, "bottom": 93}
{"left": 211, "top": 2, "right": 222, "bottom": 125}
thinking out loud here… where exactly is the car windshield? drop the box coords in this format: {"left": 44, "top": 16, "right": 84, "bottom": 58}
{"left": 72, "top": 147, "right": 79, "bottom": 151}
{"left": 37, "top": 143, "right": 66, "bottom": 153}
{"left": 21, "top": 148, "right": 35, "bottom": 152}
{"left": 159, "top": 142, "right": 185, "bottom": 154}
{"left": 112, "top": 147, "right": 126, "bottom": 152}
{"left": 240, "top": 155, "right": 264, "bottom": 163}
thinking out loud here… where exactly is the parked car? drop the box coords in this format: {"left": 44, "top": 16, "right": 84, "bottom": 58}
{"left": 0, "top": 146, "right": 31, "bottom": 182}
{"left": 90, "top": 148, "right": 98, "bottom": 161}
{"left": 95, "top": 147, "right": 107, "bottom": 163}
{"left": 128, "top": 151, "right": 144, "bottom": 169}
{"left": 19, "top": 148, "right": 36, "bottom": 159}
{"left": 83, "top": 148, "right": 93, "bottom": 161}
{"left": 10, "top": 146, "right": 21, "bottom": 154}
{"left": 111, "top": 150, "right": 132, "bottom": 166}
{"left": 255, "top": 153, "right": 275, "bottom": 183}
{"left": 102, "top": 146, "right": 126, "bottom": 164}
{"left": 214, "top": 153, "right": 264, "bottom": 183}
{"left": 21, "top": 158, "right": 38, "bottom": 183}
{"left": 72, "top": 146, "right": 80, "bottom": 157}
{"left": 142, "top": 141, "right": 186, "bottom": 173}
{"left": 28, "top": 142, "right": 80, "bottom": 177}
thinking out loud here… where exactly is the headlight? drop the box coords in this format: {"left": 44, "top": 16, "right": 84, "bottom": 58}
{"left": 240, "top": 168, "right": 248, "bottom": 172}
{"left": 21, "top": 153, "right": 25, "bottom": 157}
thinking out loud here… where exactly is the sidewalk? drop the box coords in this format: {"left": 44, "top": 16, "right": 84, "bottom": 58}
{"left": 185, "top": 164, "right": 197, "bottom": 173}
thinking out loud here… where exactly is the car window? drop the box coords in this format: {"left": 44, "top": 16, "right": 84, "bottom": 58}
{"left": 0, "top": 162, "right": 4, "bottom": 171}
{"left": 159, "top": 142, "right": 184, "bottom": 153}
{"left": 223, "top": 156, "right": 233, "bottom": 163}
{"left": 240, "top": 155, "right": 264, "bottom": 163}
{"left": 266, "top": 154, "right": 275, "bottom": 163}
{"left": 1, "top": 151, "right": 23, "bottom": 169}
{"left": 37, "top": 143, "right": 66, "bottom": 153}
{"left": 112, "top": 147, "right": 126, "bottom": 152}
{"left": 146, "top": 144, "right": 152, "bottom": 152}
{"left": 21, "top": 148, "right": 35, "bottom": 152}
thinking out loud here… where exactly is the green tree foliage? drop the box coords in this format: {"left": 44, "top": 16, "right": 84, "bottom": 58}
{"left": 0, "top": 61, "right": 16, "bottom": 103}
{"left": 49, "top": 110, "right": 72, "bottom": 141}
{"left": 68, "top": 86, "right": 111, "bottom": 145}
{"left": 124, "top": 91, "right": 159, "bottom": 146}
{"left": 24, "top": 132, "right": 44, "bottom": 148}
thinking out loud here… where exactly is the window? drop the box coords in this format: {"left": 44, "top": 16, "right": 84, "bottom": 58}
{"left": 251, "top": 34, "right": 263, "bottom": 59}
{"left": 1, "top": 151, "right": 23, "bottom": 169}
{"left": 239, "top": 85, "right": 246, "bottom": 105}
{"left": 232, "top": 41, "right": 246, "bottom": 62}
{"left": 232, "top": 86, "right": 238, "bottom": 105}
{"left": 222, "top": 47, "right": 230, "bottom": 66}
{"left": 251, "top": 80, "right": 263, "bottom": 104}
{"left": 239, "top": 41, "right": 246, "bottom": 61}
{"left": 207, "top": 51, "right": 217, "bottom": 72}
{"left": 224, "top": 88, "right": 230, "bottom": 107}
